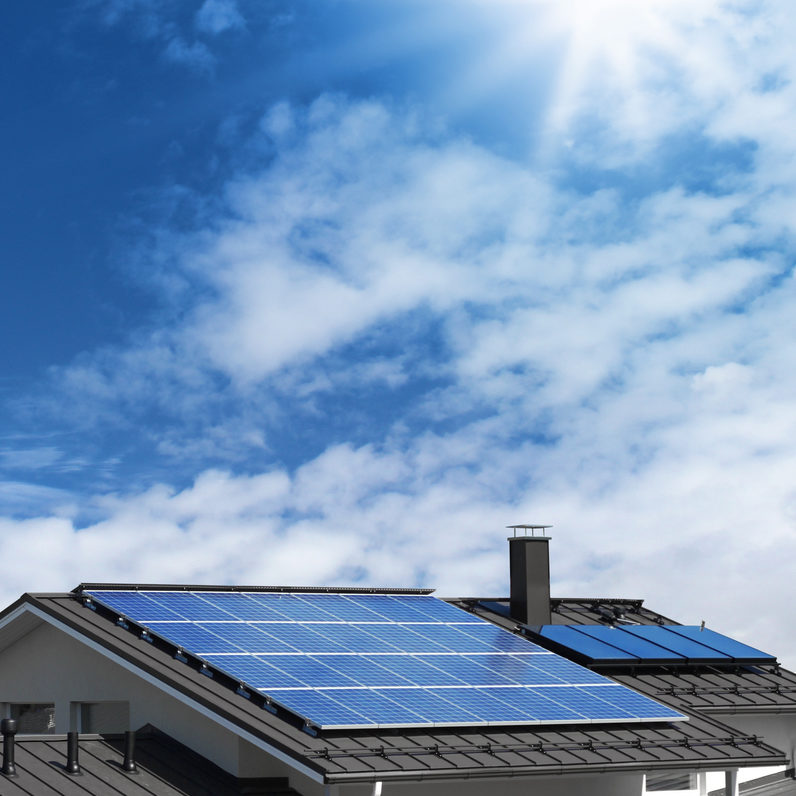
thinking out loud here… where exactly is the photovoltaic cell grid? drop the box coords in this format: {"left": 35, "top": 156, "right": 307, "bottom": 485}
{"left": 84, "top": 589, "right": 685, "bottom": 730}
{"left": 536, "top": 624, "right": 776, "bottom": 666}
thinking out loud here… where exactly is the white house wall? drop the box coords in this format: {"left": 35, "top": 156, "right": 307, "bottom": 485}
{"left": 330, "top": 772, "right": 644, "bottom": 796}
{"left": 717, "top": 712, "right": 796, "bottom": 767}
{"left": 0, "top": 618, "right": 242, "bottom": 774}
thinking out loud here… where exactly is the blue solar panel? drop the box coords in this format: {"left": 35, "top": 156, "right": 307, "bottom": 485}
{"left": 621, "top": 626, "right": 731, "bottom": 662}
{"left": 198, "top": 592, "right": 291, "bottom": 622}
{"left": 393, "top": 595, "right": 484, "bottom": 624}
{"left": 289, "top": 594, "right": 387, "bottom": 623}
{"left": 421, "top": 655, "right": 518, "bottom": 686}
{"left": 197, "top": 623, "right": 297, "bottom": 654}
{"left": 575, "top": 626, "right": 684, "bottom": 661}
{"left": 361, "top": 654, "right": 467, "bottom": 686}
{"left": 537, "top": 625, "right": 638, "bottom": 662}
{"left": 491, "top": 687, "right": 585, "bottom": 721}
{"left": 85, "top": 589, "right": 686, "bottom": 729}
{"left": 549, "top": 687, "right": 635, "bottom": 720}
{"left": 89, "top": 591, "right": 184, "bottom": 622}
{"left": 312, "top": 655, "right": 414, "bottom": 687}
{"left": 325, "top": 689, "right": 428, "bottom": 725}
{"left": 245, "top": 593, "right": 340, "bottom": 622}
{"left": 368, "top": 623, "right": 450, "bottom": 652}
{"left": 459, "top": 623, "right": 546, "bottom": 653}
{"left": 533, "top": 624, "right": 775, "bottom": 666}
{"left": 144, "top": 622, "right": 236, "bottom": 654}
{"left": 267, "top": 624, "right": 352, "bottom": 654}
{"left": 580, "top": 685, "right": 683, "bottom": 719}
{"left": 200, "top": 655, "right": 307, "bottom": 688}
{"left": 144, "top": 592, "right": 234, "bottom": 621}
{"left": 528, "top": 655, "right": 613, "bottom": 685}
{"left": 386, "top": 688, "right": 481, "bottom": 724}
{"left": 267, "top": 655, "right": 361, "bottom": 688}
{"left": 461, "top": 654, "right": 560, "bottom": 685}
{"left": 267, "top": 689, "right": 374, "bottom": 727}
{"left": 435, "top": 688, "right": 533, "bottom": 722}
{"left": 407, "top": 624, "right": 497, "bottom": 653}
{"left": 665, "top": 626, "right": 775, "bottom": 663}
{"left": 343, "top": 594, "right": 438, "bottom": 623}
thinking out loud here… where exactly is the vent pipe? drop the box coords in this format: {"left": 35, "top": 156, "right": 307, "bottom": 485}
{"left": 66, "top": 731, "right": 80, "bottom": 774}
{"left": 508, "top": 525, "right": 552, "bottom": 626}
{"left": 122, "top": 730, "right": 137, "bottom": 773}
{"left": 1, "top": 719, "right": 17, "bottom": 777}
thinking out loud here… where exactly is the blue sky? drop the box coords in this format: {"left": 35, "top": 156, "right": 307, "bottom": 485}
{"left": 3, "top": 0, "right": 796, "bottom": 660}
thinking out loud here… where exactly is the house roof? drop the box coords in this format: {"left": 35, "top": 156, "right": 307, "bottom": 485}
{"left": 2, "top": 590, "right": 788, "bottom": 785}
{"left": 0, "top": 726, "right": 301, "bottom": 795}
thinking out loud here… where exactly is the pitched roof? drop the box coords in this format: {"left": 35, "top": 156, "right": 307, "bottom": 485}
{"left": 4, "top": 591, "right": 787, "bottom": 785}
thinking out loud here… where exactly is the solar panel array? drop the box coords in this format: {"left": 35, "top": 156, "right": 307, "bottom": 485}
{"left": 85, "top": 589, "right": 685, "bottom": 730}
{"left": 536, "top": 624, "right": 776, "bottom": 666}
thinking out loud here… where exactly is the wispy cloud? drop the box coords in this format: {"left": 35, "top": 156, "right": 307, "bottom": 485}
{"left": 195, "top": 0, "right": 245, "bottom": 35}
{"left": 83, "top": 0, "right": 221, "bottom": 73}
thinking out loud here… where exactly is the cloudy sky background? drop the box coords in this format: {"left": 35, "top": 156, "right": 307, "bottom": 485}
{"left": 3, "top": 0, "right": 796, "bottom": 661}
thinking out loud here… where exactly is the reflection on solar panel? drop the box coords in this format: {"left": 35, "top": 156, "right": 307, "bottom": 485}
{"left": 534, "top": 624, "right": 776, "bottom": 666}
{"left": 84, "top": 589, "right": 686, "bottom": 730}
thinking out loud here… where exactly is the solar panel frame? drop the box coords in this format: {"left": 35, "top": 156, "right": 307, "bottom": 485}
{"left": 84, "top": 588, "right": 687, "bottom": 730}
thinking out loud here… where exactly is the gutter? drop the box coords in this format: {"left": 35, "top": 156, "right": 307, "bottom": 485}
{"left": 324, "top": 754, "right": 788, "bottom": 785}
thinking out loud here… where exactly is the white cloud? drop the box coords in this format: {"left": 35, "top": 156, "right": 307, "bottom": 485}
{"left": 0, "top": 447, "right": 63, "bottom": 470}
{"left": 13, "top": 1, "right": 796, "bottom": 667}
{"left": 163, "top": 36, "right": 215, "bottom": 72}
{"left": 195, "top": 0, "right": 245, "bottom": 35}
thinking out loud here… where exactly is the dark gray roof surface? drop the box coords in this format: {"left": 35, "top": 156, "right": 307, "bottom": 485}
{"left": 8, "top": 592, "right": 787, "bottom": 785}
{"left": 0, "top": 728, "right": 301, "bottom": 795}
{"left": 613, "top": 667, "right": 796, "bottom": 715}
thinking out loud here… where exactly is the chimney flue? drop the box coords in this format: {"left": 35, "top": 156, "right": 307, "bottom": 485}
{"left": 122, "top": 730, "right": 137, "bottom": 773}
{"left": 508, "top": 525, "right": 552, "bottom": 626}
{"left": 66, "top": 731, "right": 80, "bottom": 774}
{"left": 1, "top": 718, "right": 17, "bottom": 777}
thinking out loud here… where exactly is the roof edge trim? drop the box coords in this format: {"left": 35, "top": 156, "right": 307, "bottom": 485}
{"left": 73, "top": 583, "right": 435, "bottom": 595}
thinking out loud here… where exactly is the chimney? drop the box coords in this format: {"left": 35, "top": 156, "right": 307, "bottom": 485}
{"left": 508, "top": 525, "right": 552, "bottom": 626}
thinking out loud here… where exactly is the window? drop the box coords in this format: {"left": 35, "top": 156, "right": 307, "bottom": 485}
{"left": 75, "top": 701, "right": 129, "bottom": 733}
{"left": 646, "top": 771, "right": 695, "bottom": 791}
{"left": 7, "top": 703, "right": 56, "bottom": 734}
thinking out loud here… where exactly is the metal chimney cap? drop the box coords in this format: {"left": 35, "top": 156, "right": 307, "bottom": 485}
{"left": 507, "top": 524, "right": 552, "bottom": 539}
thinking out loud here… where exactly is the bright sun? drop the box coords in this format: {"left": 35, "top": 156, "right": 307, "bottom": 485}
{"left": 469, "top": 0, "right": 704, "bottom": 141}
